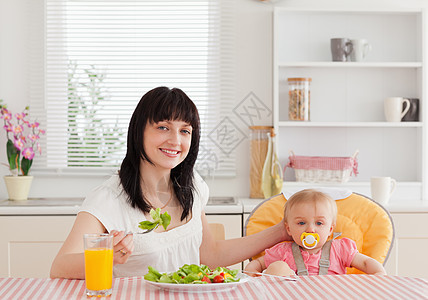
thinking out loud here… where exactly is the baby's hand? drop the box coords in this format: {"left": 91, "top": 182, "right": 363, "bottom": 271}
{"left": 373, "top": 270, "right": 387, "bottom": 275}
{"left": 265, "top": 261, "right": 295, "bottom": 277}
{"left": 244, "top": 260, "right": 263, "bottom": 277}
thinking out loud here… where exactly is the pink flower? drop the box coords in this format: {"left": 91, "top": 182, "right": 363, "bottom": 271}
{"left": 28, "top": 133, "right": 39, "bottom": 142}
{"left": 14, "top": 138, "right": 25, "bottom": 151}
{"left": 1, "top": 111, "right": 11, "bottom": 121}
{"left": 15, "top": 112, "right": 26, "bottom": 120}
{"left": 30, "top": 122, "right": 40, "bottom": 128}
{"left": 4, "top": 123, "right": 13, "bottom": 132}
{"left": 12, "top": 124, "right": 24, "bottom": 135}
{"left": 22, "top": 147, "right": 35, "bottom": 160}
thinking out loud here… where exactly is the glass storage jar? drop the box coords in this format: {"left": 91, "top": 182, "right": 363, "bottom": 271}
{"left": 249, "top": 126, "right": 273, "bottom": 198}
{"left": 288, "top": 77, "right": 311, "bottom": 121}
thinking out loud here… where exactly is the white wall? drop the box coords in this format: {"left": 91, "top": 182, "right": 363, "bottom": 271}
{"left": 1, "top": 0, "right": 427, "bottom": 200}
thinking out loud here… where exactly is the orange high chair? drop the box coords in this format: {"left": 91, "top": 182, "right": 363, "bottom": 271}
{"left": 244, "top": 189, "right": 395, "bottom": 274}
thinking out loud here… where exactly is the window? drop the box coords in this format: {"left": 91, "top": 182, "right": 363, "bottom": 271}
{"left": 30, "top": 0, "right": 236, "bottom": 176}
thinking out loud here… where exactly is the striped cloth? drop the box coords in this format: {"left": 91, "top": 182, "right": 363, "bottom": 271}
{"left": 0, "top": 275, "right": 427, "bottom": 300}
{"left": 287, "top": 154, "right": 359, "bottom": 176}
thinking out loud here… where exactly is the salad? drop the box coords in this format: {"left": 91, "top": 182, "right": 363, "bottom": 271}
{"left": 139, "top": 208, "right": 171, "bottom": 231}
{"left": 144, "top": 264, "right": 240, "bottom": 284}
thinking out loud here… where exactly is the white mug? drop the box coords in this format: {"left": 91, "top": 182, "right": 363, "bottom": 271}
{"left": 350, "top": 39, "right": 372, "bottom": 62}
{"left": 371, "top": 177, "right": 396, "bottom": 205}
{"left": 384, "top": 97, "right": 410, "bottom": 122}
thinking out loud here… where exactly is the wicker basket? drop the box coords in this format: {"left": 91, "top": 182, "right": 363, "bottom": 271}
{"left": 286, "top": 150, "right": 359, "bottom": 183}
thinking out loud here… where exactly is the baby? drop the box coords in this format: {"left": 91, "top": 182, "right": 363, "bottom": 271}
{"left": 245, "top": 189, "right": 387, "bottom": 276}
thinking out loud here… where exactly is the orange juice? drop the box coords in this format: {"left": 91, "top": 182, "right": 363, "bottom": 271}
{"left": 84, "top": 248, "right": 113, "bottom": 291}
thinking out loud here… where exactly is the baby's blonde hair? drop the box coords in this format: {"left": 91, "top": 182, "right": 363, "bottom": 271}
{"left": 284, "top": 189, "right": 337, "bottom": 225}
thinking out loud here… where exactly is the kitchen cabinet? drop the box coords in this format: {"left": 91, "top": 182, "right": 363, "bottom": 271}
{"left": 385, "top": 213, "right": 428, "bottom": 279}
{"left": 206, "top": 214, "right": 242, "bottom": 241}
{"left": 273, "top": 8, "right": 426, "bottom": 204}
{"left": 0, "top": 215, "right": 75, "bottom": 278}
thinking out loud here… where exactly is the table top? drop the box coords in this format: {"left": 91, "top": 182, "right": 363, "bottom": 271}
{"left": 1, "top": 274, "right": 427, "bottom": 300}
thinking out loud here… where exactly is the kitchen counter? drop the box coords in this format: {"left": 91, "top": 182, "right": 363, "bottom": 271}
{"left": 2, "top": 196, "right": 428, "bottom": 216}
{"left": 0, "top": 197, "right": 243, "bottom": 215}
{"left": 0, "top": 198, "right": 83, "bottom": 215}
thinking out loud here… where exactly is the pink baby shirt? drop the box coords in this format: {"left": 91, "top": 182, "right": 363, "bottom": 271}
{"left": 264, "top": 238, "right": 358, "bottom": 275}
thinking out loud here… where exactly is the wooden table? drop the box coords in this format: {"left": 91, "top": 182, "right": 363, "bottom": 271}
{"left": 1, "top": 274, "right": 427, "bottom": 299}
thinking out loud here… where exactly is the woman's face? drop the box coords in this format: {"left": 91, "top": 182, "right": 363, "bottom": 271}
{"left": 143, "top": 119, "right": 192, "bottom": 171}
{"left": 285, "top": 200, "right": 335, "bottom": 253}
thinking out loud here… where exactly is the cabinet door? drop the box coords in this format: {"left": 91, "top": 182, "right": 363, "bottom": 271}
{"left": 205, "top": 214, "right": 242, "bottom": 240}
{"left": 0, "top": 216, "right": 75, "bottom": 278}
{"left": 387, "top": 213, "right": 428, "bottom": 279}
{"left": 206, "top": 214, "right": 242, "bottom": 270}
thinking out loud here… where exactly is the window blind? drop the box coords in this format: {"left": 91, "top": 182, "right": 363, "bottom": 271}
{"left": 30, "top": 0, "right": 236, "bottom": 176}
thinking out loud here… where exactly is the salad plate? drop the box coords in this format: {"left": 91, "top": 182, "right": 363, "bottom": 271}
{"left": 144, "top": 273, "right": 252, "bottom": 293}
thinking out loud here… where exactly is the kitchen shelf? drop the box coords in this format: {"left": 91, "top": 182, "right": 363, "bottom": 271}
{"left": 278, "top": 121, "right": 423, "bottom": 128}
{"left": 273, "top": 7, "right": 427, "bottom": 203}
{"left": 279, "top": 62, "right": 422, "bottom": 68}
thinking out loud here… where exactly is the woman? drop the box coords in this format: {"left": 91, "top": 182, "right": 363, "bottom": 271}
{"left": 50, "top": 86, "right": 288, "bottom": 279}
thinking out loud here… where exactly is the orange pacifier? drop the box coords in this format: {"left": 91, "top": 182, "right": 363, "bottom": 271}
{"left": 300, "top": 232, "right": 320, "bottom": 249}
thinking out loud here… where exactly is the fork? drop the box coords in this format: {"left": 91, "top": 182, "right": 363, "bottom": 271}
{"left": 243, "top": 271, "right": 298, "bottom": 281}
{"left": 128, "top": 224, "right": 159, "bottom": 235}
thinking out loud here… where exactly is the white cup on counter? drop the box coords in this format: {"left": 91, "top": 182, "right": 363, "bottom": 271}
{"left": 371, "top": 177, "right": 396, "bottom": 205}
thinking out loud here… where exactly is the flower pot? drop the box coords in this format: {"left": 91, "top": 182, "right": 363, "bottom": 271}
{"left": 3, "top": 176, "right": 33, "bottom": 201}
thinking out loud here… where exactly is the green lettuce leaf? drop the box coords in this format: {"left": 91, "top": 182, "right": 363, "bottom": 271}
{"left": 144, "top": 266, "right": 162, "bottom": 282}
{"left": 148, "top": 266, "right": 162, "bottom": 278}
{"left": 160, "top": 211, "right": 171, "bottom": 230}
{"left": 144, "top": 272, "right": 159, "bottom": 282}
{"left": 159, "top": 274, "right": 174, "bottom": 283}
{"left": 138, "top": 220, "right": 158, "bottom": 230}
{"left": 139, "top": 208, "right": 171, "bottom": 231}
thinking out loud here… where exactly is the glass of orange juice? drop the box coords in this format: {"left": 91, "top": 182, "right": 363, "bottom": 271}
{"left": 83, "top": 233, "right": 114, "bottom": 297}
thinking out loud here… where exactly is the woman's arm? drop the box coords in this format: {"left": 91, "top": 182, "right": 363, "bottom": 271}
{"left": 350, "top": 253, "right": 387, "bottom": 275}
{"left": 199, "top": 211, "right": 289, "bottom": 268}
{"left": 50, "top": 211, "right": 134, "bottom": 279}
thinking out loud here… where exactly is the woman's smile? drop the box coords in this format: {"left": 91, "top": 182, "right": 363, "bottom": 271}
{"left": 143, "top": 120, "right": 192, "bottom": 170}
{"left": 160, "top": 148, "right": 180, "bottom": 156}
